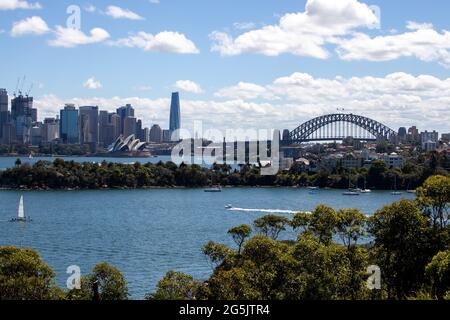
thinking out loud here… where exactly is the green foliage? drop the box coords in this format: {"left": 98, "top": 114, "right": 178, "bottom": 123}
{"left": 292, "top": 205, "right": 337, "bottom": 244}
{"left": 254, "top": 215, "right": 290, "bottom": 240}
{"left": 425, "top": 250, "right": 450, "bottom": 299}
{"left": 417, "top": 175, "right": 450, "bottom": 228}
{"left": 68, "top": 263, "right": 129, "bottom": 300}
{"left": 228, "top": 224, "right": 252, "bottom": 253}
{"left": 202, "top": 241, "right": 234, "bottom": 268}
{"left": 369, "top": 199, "right": 430, "bottom": 299}
{"left": 0, "top": 247, "right": 60, "bottom": 300}
{"left": 336, "top": 208, "right": 367, "bottom": 248}
{"left": 146, "top": 271, "right": 205, "bottom": 300}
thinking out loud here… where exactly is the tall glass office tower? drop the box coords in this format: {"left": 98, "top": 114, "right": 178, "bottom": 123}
{"left": 169, "top": 92, "right": 181, "bottom": 141}
{"left": 60, "top": 104, "right": 79, "bottom": 144}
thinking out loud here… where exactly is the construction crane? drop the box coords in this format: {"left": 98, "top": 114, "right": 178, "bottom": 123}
{"left": 13, "top": 77, "right": 20, "bottom": 97}
{"left": 25, "top": 83, "right": 33, "bottom": 97}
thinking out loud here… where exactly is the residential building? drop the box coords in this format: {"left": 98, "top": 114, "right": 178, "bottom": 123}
{"left": 380, "top": 152, "right": 404, "bottom": 168}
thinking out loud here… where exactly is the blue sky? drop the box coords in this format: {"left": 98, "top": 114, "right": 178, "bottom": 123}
{"left": 1, "top": 0, "right": 450, "bottom": 133}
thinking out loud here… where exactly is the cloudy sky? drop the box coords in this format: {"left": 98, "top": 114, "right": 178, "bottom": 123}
{"left": 1, "top": 0, "right": 449, "bottom": 134}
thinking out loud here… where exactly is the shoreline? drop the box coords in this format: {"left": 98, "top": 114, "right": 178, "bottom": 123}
{"left": 0, "top": 185, "right": 416, "bottom": 192}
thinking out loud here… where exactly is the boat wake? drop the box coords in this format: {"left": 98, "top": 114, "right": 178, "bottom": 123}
{"left": 227, "top": 207, "right": 305, "bottom": 215}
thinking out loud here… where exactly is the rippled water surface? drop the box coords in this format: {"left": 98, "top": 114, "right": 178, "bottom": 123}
{"left": 0, "top": 188, "right": 414, "bottom": 299}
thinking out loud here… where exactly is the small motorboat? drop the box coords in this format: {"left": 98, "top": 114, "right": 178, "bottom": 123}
{"left": 225, "top": 204, "right": 233, "bottom": 210}
{"left": 391, "top": 191, "right": 403, "bottom": 196}
{"left": 343, "top": 191, "right": 360, "bottom": 196}
{"left": 360, "top": 189, "right": 372, "bottom": 193}
{"left": 204, "top": 186, "right": 222, "bottom": 193}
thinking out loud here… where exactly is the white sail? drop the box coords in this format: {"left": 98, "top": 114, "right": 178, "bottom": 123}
{"left": 18, "top": 196, "right": 25, "bottom": 219}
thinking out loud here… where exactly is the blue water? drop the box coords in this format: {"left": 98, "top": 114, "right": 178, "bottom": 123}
{"left": 0, "top": 188, "right": 415, "bottom": 299}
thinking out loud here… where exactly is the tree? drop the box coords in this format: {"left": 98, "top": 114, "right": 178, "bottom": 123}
{"left": 292, "top": 205, "right": 337, "bottom": 244}
{"left": 146, "top": 271, "right": 204, "bottom": 300}
{"left": 369, "top": 199, "right": 429, "bottom": 299}
{"left": 0, "top": 247, "right": 60, "bottom": 300}
{"left": 336, "top": 208, "right": 367, "bottom": 249}
{"left": 71, "top": 263, "right": 129, "bottom": 300}
{"left": 202, "top": 241, "right": 234, "bottom": 268}
{"left": 425, "top": 250, "right": 450, "bottom": 300}
{"left": 254, "top": 215, "right": 290, "bottom": 240}
{"left": 228, "top": 224, "right": 252, "bottom": 253}
{"left": 417, "top": 175, "right": 450, "bottom": 229}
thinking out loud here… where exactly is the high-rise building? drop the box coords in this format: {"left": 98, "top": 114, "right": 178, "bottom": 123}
{"left": 150, "top": 124, "right": 162, "bottom": 143}
{"left": 99, "top": 111, "right": 121, "bottom": 147}
{"left": 143, "top": 127, "right": 150, "bottom": 143}
{"left": 43, "top": 118, "right": 59, "bottom": 143}
{"left": 79, "top": 106, "right": 99, "bottom": 145}
{"left": 11, "top": 94, "right": 35, "bottom": 144}
{"left": 0, "top": 89, "right": 8, "bottom": 140}
{"left": 30, "top": 124, "right": 43, "bottom": 145}
{"left": 117, "top": 104, "right": 135, "bottom": 135}
{"left": 407, "top": 126, "right": 419, "bottom": 143}
{"left": 169, "top": 92, "right": 181, "bottom": 141}
{"left": 162, "top": 129, "right": 171, "bottom": 143}
{"left": 136, "top": 119, "right": 143, "bottom": 140}
{"left": 60, "top": 104, "right": 79, "bottom": 144}
{"left": 123, "top": 116, "right": 137, "bottom": 138}
{"left": 420, "top": 130, "right": 439, "bottom": 151}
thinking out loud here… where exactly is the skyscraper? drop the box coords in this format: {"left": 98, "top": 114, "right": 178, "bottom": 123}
{"left": 11, "top": 94, "right": 35, "bottom": 144}
{"left": 79, "top": 106, "right": 99, "bottom": 145}
{"left": 117, "top": 104, "right": 135, "bottom": 135}
{"left": 123, "top": 116, "right": 137, "bottom": 138}
{"left": 0, "top": 89, "right": 8, "bottom": 140}
{"left": 60, "top": 104, "right": 79, "bottom": 144}
{"left": 150, "top": 124, "right": 163, "bottom": 143}
{"left": 169, "top": 92, "right": 181, "bottom": 141}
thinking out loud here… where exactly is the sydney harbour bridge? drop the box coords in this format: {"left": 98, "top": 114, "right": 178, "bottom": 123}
{"left": 287, "top": 113, "right": 397, "bottom": 144}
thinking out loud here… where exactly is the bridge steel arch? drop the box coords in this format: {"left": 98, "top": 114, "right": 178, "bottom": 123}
{"left": 289, "top": 113, "right": 397, "bottom": 143}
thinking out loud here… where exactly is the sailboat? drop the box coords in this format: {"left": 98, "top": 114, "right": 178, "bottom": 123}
{"left": 406, "top": 178, "right": 416, "bottom": 194}
{"left": 343, "top": 171, "right": 360, "bottom": 196}
{"left": 360, "top": 177, "right": 372, "bottom": 193}
{"left": 391, "top": 176, "right": 403, "bottom": 196}
{"left": 10, "top": 196, "right": 32, "bottom": 222}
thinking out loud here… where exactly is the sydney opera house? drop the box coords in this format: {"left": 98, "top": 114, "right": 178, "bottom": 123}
{"left": 107, "top": 135, "right": 150, "bottom": 157}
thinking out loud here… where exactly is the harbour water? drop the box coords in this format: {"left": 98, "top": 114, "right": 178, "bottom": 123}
{"left": 0, "top": 187, "right": 415, "bottom": 299}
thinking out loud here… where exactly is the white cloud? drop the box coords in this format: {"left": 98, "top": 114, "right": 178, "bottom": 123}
{"left": 406, "top": 21, "right": 433, "bottom": 31}
{"left": 0, "top": 0, "right": 41, "bottom": 10}
{"left": 215, "top": 82, "right": 279, "bottom": 100}
{"left": 174, "top": 80, "right": 203, "bottom": 94}
{"left": 34, "top": 72, "right": 450, "bottom": 135}
{"left": 83, "top": 77, "right": 102, "bottom": 90}
{"left": 10, "top": 16, "right": 49, "bottom": 37}
{"left": 211, "top": 0, "right": 378, "bottom": 58}
{"left": 111, "top": 31, "right": 199, "bottom": 54}
{"left": 49, "top": 26, "right": 110, "bottom": 48}
{"left": 334, "top": 27, "right": 450, "bottom": 67}
{"left": 105, "top": 5, "right": 144, "bottom": 20}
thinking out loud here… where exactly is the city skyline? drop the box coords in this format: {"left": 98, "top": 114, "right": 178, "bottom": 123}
{"left": 1, "top": 0, "right": 450, "bottom": 133}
